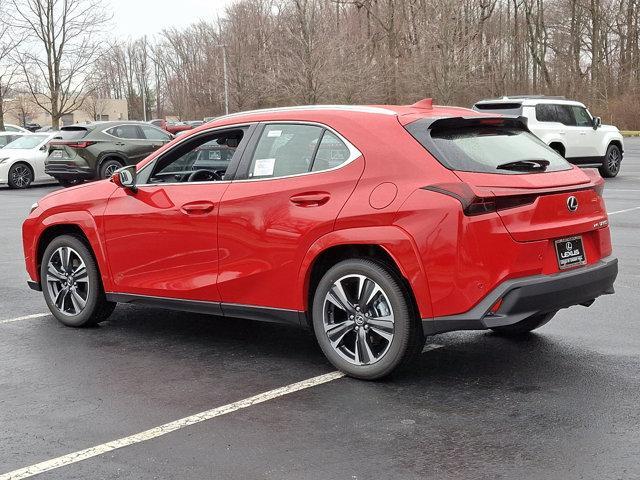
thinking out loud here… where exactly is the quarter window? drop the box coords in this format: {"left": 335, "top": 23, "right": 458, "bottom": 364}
{"left": 535, "top": 104, "right": 557, "bottom": 123}
{"left": 248, "top": 124, "right": 352, "bottom": 179}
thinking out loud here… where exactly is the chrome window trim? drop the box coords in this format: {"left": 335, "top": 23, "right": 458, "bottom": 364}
{"left": 101, "top": 123, "right": 155, "bottom": 141}
{"left": 237, "top": 120, "right": 362, "bottom": 183}
{"left": 134, "top": 120, "right": 362, "bottom": 187}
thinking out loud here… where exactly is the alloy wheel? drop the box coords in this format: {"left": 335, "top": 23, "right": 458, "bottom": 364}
{"left": 322, "top": 274, "right": 395, "bottom": 366}
{"left": 103, "top": 163, "right": 119, "bottom": 178}
{"left": 11, "top": 165, "right": 31, "bottom": 188}
{"left": 608, "top": 148, "right": 621, "bottom": 174}
{"left": 46, "top": 246, "right": 90, "bottom": 316}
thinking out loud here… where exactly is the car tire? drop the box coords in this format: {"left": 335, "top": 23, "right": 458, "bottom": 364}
{"left": 7, "top": 162, "right": 34, "bottom": 189}
{"left": 40, "top": 234, "right": 116, "bottom": 327}
{"left": 99, "top": 159, "right": 123, "bottom": 180}
{"left": 599, "top": 144, "right": 622, "bottom": 178}
{"left": 312, "top": 259, "right": 424, "bottom": 380}
{"left": 59, "top": 179, "right": 83, "bottom": 188}
{"left": 490, "top": 311, "right": 556, "bottom": 337}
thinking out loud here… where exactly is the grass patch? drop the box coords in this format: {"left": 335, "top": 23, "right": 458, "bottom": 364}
{"left": 622, "top": 131, "right": 640, "bottom": 137}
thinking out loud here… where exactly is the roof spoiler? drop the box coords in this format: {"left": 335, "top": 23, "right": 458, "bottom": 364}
{"left": 424, "top": 115, "right": 529, "bottom": 131}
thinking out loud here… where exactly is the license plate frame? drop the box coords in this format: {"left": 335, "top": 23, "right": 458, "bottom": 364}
{"left": 51, "top": 150, "right": 64, "bottom": 159}
{"left": 554, "top": 236, "right": 587, "bottom": 270}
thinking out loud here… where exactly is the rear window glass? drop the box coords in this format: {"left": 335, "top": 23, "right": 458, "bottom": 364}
{"left": 60, "top": 128, "right": 89, "bottom": 140}
{"left": 408, "top": 123, "right": 572, "bottom": 174}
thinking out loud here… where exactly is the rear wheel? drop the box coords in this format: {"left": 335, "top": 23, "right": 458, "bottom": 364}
{"left": 8, "top": 163, "right": 33, "bottom": 189}
{"left": 490, "top": 311, "right": 556, "bottom": 337}
{"left": 312, "top": 259, "right": 424, "bottom": 380}
{"left": 99, "top": 159, "right": 123, "bottom": 180}
{"left": 599, "top": 144, "right": 622, "bottom": 178}
{"left": 40, "top": 235, "right": 116, "bottom": 327}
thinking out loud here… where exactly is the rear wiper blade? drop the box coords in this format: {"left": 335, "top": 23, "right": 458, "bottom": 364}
{"left": 496, "top": 159, "right": 550, "bottom": 171}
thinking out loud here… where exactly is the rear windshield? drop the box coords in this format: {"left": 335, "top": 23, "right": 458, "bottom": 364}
{"left": 407, "top": 123, "right": 572, "bottom": 174}
{"left": 473, "top": 103, "right": 522, "bottom": 116}
{"left": 59, "top": 127, "right": 89, "bottom": 140}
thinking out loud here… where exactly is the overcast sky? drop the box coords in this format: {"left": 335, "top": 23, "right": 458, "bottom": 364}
{"left": 110, "top": 0, "right": 234, "bottom": 38}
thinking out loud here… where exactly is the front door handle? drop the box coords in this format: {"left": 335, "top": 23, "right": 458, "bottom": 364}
{"left": 290, "top": 192, "right": 331, "bottom": 207}
{"left": 181, "top": 201, "right": 215, "bottom": 214}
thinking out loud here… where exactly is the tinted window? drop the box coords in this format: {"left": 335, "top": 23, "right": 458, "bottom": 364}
{"left": 311, "top": 131, "right": 351, "bottom": 172}
{"left": 410, "top": 123, "right": 571, "bottom": 174}
{"left": 60, "top": 127, "right": 89, "bottom": 140}
{"left": 535, "top": 104, "right": 557, "bottom": 122}
{"left": 107, "top": 125, "right": 143, "bottom": 139}
{"left": 249, "top": 124, "right": 324, "bottom": 178}
{"left": 555, "top": 105, "right": 575, "bottom": 126}
{"left": 141, "top": 125, "right": 171, "bottom": 141}
{"left": 572, "top": 106, "right": 592, "bottom": 127}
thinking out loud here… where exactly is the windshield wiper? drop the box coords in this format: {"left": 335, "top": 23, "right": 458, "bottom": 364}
{"left": 496, "top": 159, "right": 550, "bottom": 172}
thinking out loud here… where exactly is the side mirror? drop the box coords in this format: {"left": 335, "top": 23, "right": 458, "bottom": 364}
{"left": 39, "top": 144, "right": 47, "bottom": 151}
{"left": 111, "top": 165, "right": 138, "bottom": 192}
{"left": 593, "top": 116, "right": 602, "bottom": 129}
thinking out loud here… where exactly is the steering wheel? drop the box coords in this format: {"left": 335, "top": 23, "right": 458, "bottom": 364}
{"left": 187, "top": 169, "right": 223, "bottom": 182}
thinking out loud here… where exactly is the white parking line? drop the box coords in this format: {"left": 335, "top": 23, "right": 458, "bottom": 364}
{"left": 608, "top": 206, "right": 640, "bottom": 215}
{"left": 0, "top": 313, "right": 50, "bottom": 325}
{"left": 0, "top": 371, "right": 345, "bottom": 480}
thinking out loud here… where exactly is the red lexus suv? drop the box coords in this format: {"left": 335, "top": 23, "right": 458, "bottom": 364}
{"left": 22, "top": 100, "right": 618, "bottom": 379}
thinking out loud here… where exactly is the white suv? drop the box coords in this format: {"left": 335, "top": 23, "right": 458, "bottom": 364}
{"left": 473, "top": 96, "right": 624, "bottom": 177}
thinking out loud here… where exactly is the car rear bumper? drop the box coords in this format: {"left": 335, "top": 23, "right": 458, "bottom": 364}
{"left": 422, "top": 257, "right": 618, "bottom": 335}
{"left": 45, "top": 164, "right": 95, "bottom": 180}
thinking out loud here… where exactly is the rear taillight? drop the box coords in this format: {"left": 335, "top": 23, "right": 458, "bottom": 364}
{"left": 582, "top": 168, "right": 605, "bottom": 196}
{"left": 422, "top": 183, "right": 535, "bottom": 216}
{"left": 49, "top": 141, "right": 96, "bottom": 149}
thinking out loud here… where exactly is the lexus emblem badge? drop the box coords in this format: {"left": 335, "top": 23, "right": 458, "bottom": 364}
{"left": 567, "top": 196, "right": 578, "bottom": 212}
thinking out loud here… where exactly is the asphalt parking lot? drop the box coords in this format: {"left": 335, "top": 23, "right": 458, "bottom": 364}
{"left": 2, "top": 141, "right": 640, "bottom": 480}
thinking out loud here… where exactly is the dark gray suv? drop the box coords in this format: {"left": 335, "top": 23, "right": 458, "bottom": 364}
{"left": 45, "top": 121, "right": 173, "bottom": 186}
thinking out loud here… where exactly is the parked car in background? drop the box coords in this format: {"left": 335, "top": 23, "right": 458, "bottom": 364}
{"left": 0, "top": 133, "right": 61, "bottom": 189}
{"left": 149, "top": 119, "right": 193, "bottom": 135}
{"left": 36, "top": 126, "right": 55, "bottom": 133}
{"left": 24, "top": 101, "right": 617, "bottom": 379}
{"left": 186, "top": 120, "right": 204, "bottom": 128}
{"left": 0, "top": 131, "right": 29, "bottom": 148}
{"left": 1, "top": 124, "right": 29, "bottom": 133}
{"left": 203, "top": 116, "right": 216, "bottom": 123}
{"left": 24, "top": 123, "right": 42, "bottom": 132}
{"left": 45, "top": 121, "right": 173, "bottom": 187}
{"left": 473, "top": 96, "right": 624, "bottom": 177}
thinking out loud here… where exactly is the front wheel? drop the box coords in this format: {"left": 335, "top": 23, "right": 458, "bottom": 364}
{"left": 40, "top": 235, "right": 116, "bottom": 327}
{"left": 490, "top": 311, "right": 556, "bottom": 337}
{"left": 599, "top": 144, "right": 622, "bottom": 178}
{"left": 312, "top": 259, "right": 424, "bottom": 380}
{"left": 99, "top": 159, "right": 123, "bottom": 180}
{"left": 8, "top": 163, "right": 33, "bottom": 189}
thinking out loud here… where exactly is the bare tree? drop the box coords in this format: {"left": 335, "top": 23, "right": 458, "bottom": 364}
{"left": 0, "top": 0, "right": 24, "bottom": 130}
{"left": 10, "top": 0, "right": 111, "bottom": 128}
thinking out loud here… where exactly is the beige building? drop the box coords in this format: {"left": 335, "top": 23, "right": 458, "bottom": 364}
{"left": 4, "top": 95, "right": 128, "bottom": 128}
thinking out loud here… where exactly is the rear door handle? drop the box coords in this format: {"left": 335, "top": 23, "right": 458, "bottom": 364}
{"left": 181, "top": 201, "right": 215, "bottom": 214}
{"left": 290, "top": 192, "right": 331, "bottom": 207}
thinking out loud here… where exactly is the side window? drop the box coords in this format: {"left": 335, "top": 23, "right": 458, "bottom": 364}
{"left": 5, "top": 126, "right": 19, "bottom": 132}
{"left": 141, "top": 125, "right": 171, "bottom": 141}
{"left": 571, "top": 106, "right": 592, "bottom": 127}
{"left": 554, "top": 105, "right": 576, "bottom": 126}
{"left": 107, "top": 125, "right": 143, "bottom": 139}
{"left": 535, "top": 104, "right": 557, "bottom": 123}
{"left": 249, "top": 124, "right": 323, "bottom": 179}
{"left": 0, "top": 136, "right": 9, "bottom": 147}
{"left": 145, "top": 128, "right": 246, "bottom": 184}
{"left": 311, "top": 131, "right": 351, "bottom": 172}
